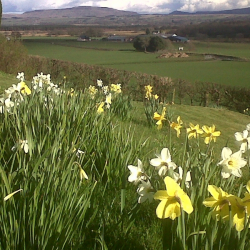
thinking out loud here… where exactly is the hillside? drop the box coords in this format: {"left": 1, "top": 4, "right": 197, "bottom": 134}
{"left": 170, "top": 6, "right": 250, "bottom": 15}
{"left": 21, "top": 6, "right": 139, "bottom": 18}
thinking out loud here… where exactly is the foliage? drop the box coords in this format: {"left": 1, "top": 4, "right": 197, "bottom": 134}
{"left": 133, "top": 35, "right": 166, "bottom": 52}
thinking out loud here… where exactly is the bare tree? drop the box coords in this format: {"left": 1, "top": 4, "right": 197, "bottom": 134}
{"left": 0, "top": 0, "right": 2, "bottom": 27}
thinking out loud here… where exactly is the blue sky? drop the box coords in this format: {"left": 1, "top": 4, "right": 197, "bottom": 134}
{"left": 2, "top": 0, "right": 250, "bottom": 14}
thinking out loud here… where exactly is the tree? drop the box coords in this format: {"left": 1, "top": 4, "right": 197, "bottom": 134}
{"left": 147, "top": 36, "right": 166, "bottom": 52}
{"left": 133, "top": 35, "right": 166, "bottom": 52}
{"left": 133, "top": 36, "right": 150, "bottom": 52}
{"left": 145, "top": 28, "right": 150, "bottom": 35}
{"left": 0, "top": 0, "right": 2, "bottom": 27}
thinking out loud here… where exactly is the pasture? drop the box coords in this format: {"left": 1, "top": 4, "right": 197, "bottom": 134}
{"left": 22, "top": 38, "right": 250, "bottom": 88}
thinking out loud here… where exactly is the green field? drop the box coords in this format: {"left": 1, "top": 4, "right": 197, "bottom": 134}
{"left": 23, "top": 38, "right": 250, "bottom": 88}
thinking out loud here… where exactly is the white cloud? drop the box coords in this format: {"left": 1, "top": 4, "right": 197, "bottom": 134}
{"left": 2, "top": 0, "right": 250, "bottom": 14}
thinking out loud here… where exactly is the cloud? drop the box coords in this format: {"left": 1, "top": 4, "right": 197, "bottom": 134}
{"left": 2, "top": 0, "right": 250, "bottom": 14}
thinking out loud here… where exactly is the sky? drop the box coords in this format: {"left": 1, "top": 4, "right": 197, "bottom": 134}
{"left": 2, "top": 0, "right": 250, "bottom": 14}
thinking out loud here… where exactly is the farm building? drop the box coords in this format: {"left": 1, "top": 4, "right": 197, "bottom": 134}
{"left": 168, "top": 35, "right": 188, "bottom": 42}
{"left": 77, "top": 35, "right": 91, "bottom": 42}
{"left": 107, "top": 35, "right": 127, "bottom": 42}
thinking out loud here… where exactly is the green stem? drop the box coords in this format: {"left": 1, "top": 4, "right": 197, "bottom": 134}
{"left": 181, "top": 209, "right": 186, "bottom": 250}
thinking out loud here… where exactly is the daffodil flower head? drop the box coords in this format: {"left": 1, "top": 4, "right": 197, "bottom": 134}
{"left": 154, "top": 176, "right": 193, "bottom": 220}
{"left": 153, "top": 107, "right": 167, "bottom": 130}
{"left": 150, "top": 148, "right": 177, "bottom": 177}
{"left": 202, "top": 124, "right": 221, "bottom": 144}
{"left": 187, "top": 123, "right": 203, "bottom": 139}
{"left": 97, "top": 79, "right": 103, "bottom": 87}
{"left": 19, "top": 140, "right": 29, "bottom": 153}
{"left": 145, "top": 85, "right": 153, "bottom": 99}
{"left": 137, "top": 180, "right": 155, "bottom": 203}
{"left": 170, "top": 116, "right": 183, "bottom": 138}
{"left": 235, "top": 130, "right": 250, "bottom": 153}
{"left": 128, "top": 159, "right": 146, "bottom": 185}
{"left": 173, "top": 166, "right": 192, "bottom": 188}
{"left": 19, "top": 81, "right": 31, "bottom": 95}
{"left": 218, "top": 147, "right": 247, "bottom": 179}
{"left": 97, "top": 102, "right": 105, "bottom": 114}
{"left": 203, "top": 185, "right": 238, "bottom": 221}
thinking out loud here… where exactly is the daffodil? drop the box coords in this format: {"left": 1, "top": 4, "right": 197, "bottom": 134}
{"left": 234, "top": 130, "right": 250, "bottom": 153}
{"left": 128, "top": 159, "right": 146, "bottom": 185}
{"left": 79, "top": 166, "right": 88, "bottom": 181}
{"left": 218, "top": 147, "right": 247, "bottom": 178}
{"left": 153, "top": 107, "right": 167, "bottom": 130}
{"left": 97, "top": 102, "right": 105, "bottom": 114}
{"left": 137, "top": 180, "right": 154, "bottom": 203}
{"left": 4, "top": 189, "right": 23, "bottom": 201}
{"left": 110, "top": 84, "right": 121, "bottom": 93}
{"left": 186, "top": 123, "right": 203, "bottom": 139}
{"left": 150, "top": 148, "right": 177, "bottom": 177}
{"left": 170, "top": 116, "right": 183, "bottom": 137}
{"left": 20, "top": 139, "right": 29, "bottom": 153}
{"left": 154, "top": 94, "right": 159, "bottom": 100}
{"left": 173, "top": 166, "right": 192, "bottom": 188}
{"left": 97, "top": 79, "right": 103, "bottom": 87}
{"left": 203, "top": 185, "right": 238, "bottom": 221}
{"left": 88, "top": 85, "right": 98, "bottom": 98}
{"left": 18, "top": 81, "right": 31, "bottom": 95}
{"left": 154, "top": 176, "right": 193, "bottom": 220}
{"left": 105, "top": 93, "right": 112, "bottom": 109}
{"left": 145, "top": 85, "right": 153, "bottom": 99}
{"left": 202, "top": 125, "right": 221, "bottom": 144}
{"left": 242, "top": 180, "right": 250, "bottom": 215}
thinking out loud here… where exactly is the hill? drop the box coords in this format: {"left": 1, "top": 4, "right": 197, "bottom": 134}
{"left": 5, "top": 6, "right": 139, "bottom": 19}
{"left": 170, "top": 6, "right": 250, "bottom": 15}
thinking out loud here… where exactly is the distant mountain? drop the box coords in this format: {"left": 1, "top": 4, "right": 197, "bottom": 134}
{"left": 170, "top": 6, "right": 250, "bottom": 15}
{"left": 21, "top": 6, "right": 138, "bottom": 18}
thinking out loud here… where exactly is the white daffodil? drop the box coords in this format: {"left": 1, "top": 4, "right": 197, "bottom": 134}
{"left": 173, "top": 166, "right": 192, "bottom": 188}
{"left": 137, "top": 180, "right": 154, "bottom": 203}
{"left": 150, "top": 148, "right": 177, "bottom": 177}
{"left": 235, "top": 130, "right": 250, "bottom": 153}
{"left": 218, "top": 147, "right": 247, "bottom": 179}
{"left": 97, "top": 79, "right": 103, "bottom": 87}
{"left": 105, "top": 93, "right": 112, "bottom": 109}
{"left": 102, "top": 86, "right": 109, "bottom": 95}
{"left": 246, "top": 124, "right": 250, "bottom": 132}
{"left": 16, "top": 72, "right": 25, "bottom": 82}
{"left": 20, "top": 140, "right": 29, "bottom": 153}
{"left": 128, "top": 159, "right": 146, "bottom": 185}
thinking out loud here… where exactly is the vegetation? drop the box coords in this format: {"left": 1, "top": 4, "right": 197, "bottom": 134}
{"left": 1, "top": 70, "right": 250, "bottom": 249}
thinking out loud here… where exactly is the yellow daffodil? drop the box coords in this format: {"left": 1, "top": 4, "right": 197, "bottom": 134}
{"left": 88, "top": 85, "right": 98, "bottom": 98}
{"left": 154, "top": 94, "right": 159, "bottom": 100}
{"left": 97, "top": 102, "right": 105, "bottom": 114}
{"left": 153, "top": 107, "right": 167, "bottom": 130}
{"left": 202, "top": 125, "right": 221, "bottom": 144}
{"left": 19, "top": 81, "right": 31, "bottom": 95}
{"left": 170, "top": 116, "right": 183, "bottom": 137}
{"left": 187, "top": 123, "right": 203, "bottom": 139}
{"left": 154, "top": 176, "right": 193, "bottom": 220}
{"left": 203, "top": 185, "right": 238, "bottom": 221}
{"left": 145, "top": 85, "right": 153, "bottom": 99}
{"left": 110, "top": 84, "right": 121, "bottom": 93}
